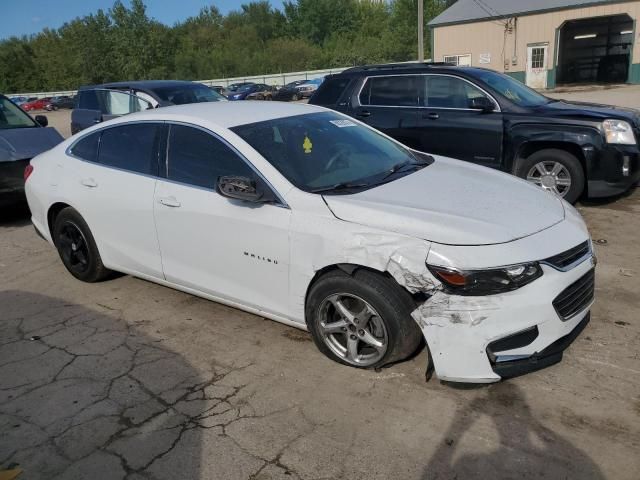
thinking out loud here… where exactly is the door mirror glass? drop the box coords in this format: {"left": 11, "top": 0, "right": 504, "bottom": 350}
{"left": 34, "top": 115, "right": 48, "bottom": 127}
{"left": 217, "top": 176, "right": 264, "bottom": 202}
{"left": 469, "top": 96, "right": 495, "bottom": 112}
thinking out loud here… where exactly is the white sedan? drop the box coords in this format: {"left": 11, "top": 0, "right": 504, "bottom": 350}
{"left": 25, "top": 102, "right": 595, "bottom": 383}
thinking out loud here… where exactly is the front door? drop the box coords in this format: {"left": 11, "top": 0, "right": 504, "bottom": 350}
{"left": 153, "top": 123, "right": 291, "bottom": 317}
{"left": 416, "top": 75, "right": 503, "bottom": 168}
{"left": 526, "top": 45, "right": 548, "bottom": 89}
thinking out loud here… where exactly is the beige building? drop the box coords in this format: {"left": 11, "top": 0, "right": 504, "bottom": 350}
{"left": 429, "top": 0, "right": 640, "bottom": 89}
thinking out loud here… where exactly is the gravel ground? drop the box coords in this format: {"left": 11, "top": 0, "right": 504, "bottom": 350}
{"left": 1, "top": 89, "right": 639, "bottom": 479}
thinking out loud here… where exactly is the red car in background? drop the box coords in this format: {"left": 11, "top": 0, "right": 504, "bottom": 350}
{"left": 22, "top": 97, "right": 52, "bottom": 111}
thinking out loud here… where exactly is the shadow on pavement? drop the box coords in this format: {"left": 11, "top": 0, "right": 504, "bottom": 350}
{"left": 0, "top": 290, "right": 204, "bottom": 479}
{"left": 421, "top": 382, "right": 605, "bottom": 479}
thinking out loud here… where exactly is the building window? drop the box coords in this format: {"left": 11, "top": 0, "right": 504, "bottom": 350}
{"left": 443, "top": 54, "right": 472, "bottom": 66}
{"left": 531, "top": 47, "right": 545, "bottom": 69}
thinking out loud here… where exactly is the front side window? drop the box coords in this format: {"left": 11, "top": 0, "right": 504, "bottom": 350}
{"left": 359, "top": 76, "right": 420, "bottom": 107}
{"left": 167, "top": 125, "right": 254, "bottom": 189}
{"left": 232, "top": 111, "right": 430, "bottom": 193}
{"left": 70, "top": 131, "right": 100, "bottom": 162}
{"left": 97, "top": 123, "right": 160, "bottom": 175}
{"left": 424, "top": 75, "right": 488, "bottom": 109}
{"left": 474, "top": 70, "right": 548, "bottom": 107}
{"left": 0, "top": 96, "right": 37, "bottom": 129}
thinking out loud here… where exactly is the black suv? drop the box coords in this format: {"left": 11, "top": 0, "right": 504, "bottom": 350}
{"left": 309, "top": 63, "right": 640, "bottom": 203}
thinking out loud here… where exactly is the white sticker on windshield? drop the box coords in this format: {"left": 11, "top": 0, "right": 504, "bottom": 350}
{"left": 330, "top": 119, "right": 357, "bottom": 128}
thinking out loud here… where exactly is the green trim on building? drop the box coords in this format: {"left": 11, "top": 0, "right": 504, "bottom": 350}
{"left": 547, "top": 68, "right": 557, "bottom": 89}
{"left": 630, "top": 64, "right": 640, "bottom": 83}
{"left": 506, "top": 71, "right": 526, "bottom": 83}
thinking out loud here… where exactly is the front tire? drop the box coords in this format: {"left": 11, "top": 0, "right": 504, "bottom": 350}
{"left": 306, "top": 269, "right": 422, "bottom": 369}
{"left": 515, "top": 149, "right": 585, "bottom": 204}
{"left": 53, "top": 207, "right": 112, "bottom": 282}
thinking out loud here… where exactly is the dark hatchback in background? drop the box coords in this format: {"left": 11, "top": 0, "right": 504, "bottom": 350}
{"left": 71, "top": 80, "right": 227, "bottom": 134}
{"left": 310, "top": 63, "right": 640, "bottom": 203}
{"left": 0, "top": 94, "right": 63, "bottom": 207}
{"left": 46, "top": 95, "right": 76, "bottom": 111}
{"left": 273, "top": 80, "right": 307, "bottom": 101}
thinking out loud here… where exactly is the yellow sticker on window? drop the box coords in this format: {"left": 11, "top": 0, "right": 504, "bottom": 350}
{"left": 303, "top": 135, "right": 313, "bottom": 154}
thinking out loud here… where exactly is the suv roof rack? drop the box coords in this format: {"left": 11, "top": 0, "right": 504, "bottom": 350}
{"left": 342, "top": 62, "right": 455, "bottom": 73}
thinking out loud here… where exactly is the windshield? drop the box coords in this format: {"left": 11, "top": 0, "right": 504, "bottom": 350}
{"left": 0, "top": 96, "right": 37, "bottom": 129}
{"left": 475, "top": 70, "right": 549, "bottom": 107}
{"left": 232, "top": 111, "right": 430, "bottom": 193}
{"left": 153, "top": 85, "right": 226, "bottom": 105}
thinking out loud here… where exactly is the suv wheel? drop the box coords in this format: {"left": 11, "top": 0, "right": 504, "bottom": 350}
{"left": 515, "top": 149, "right": 585, "bottom": 203}
{"left": 53, "top": 207, "right": 112, "bottom": 282}
{"left": 306, "top": 269, "right": 422, "bottom": 369}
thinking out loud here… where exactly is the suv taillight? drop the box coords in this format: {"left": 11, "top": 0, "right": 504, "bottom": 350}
{"left": 24, "top": 164, "right": 34, "bottom": 181}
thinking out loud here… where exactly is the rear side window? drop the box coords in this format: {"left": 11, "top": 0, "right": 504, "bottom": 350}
{"left": 312, "top": 77, "right": 351, "bottom": 105}
{"left": 77, "top": 90, "right": 100, "bottom": 111}
{"left": 70, "top": 131, "right": 100, "bottom": 162}
{"left": 167, "top": 125, "right": 254, "bottom": 189}
{"left": 359, "top": 76, "right": 420, "bottom": 107}
{"left": 97, "top": 123, "right": 160, "bottom": 175}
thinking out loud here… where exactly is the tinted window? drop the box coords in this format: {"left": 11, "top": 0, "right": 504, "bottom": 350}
{"left": 97, "top": 123, "right": 160, "bottom": 175}
{"left": 70, "top": 131, "right": 100, "bottom": 162}
{"left": 424, "top": 76, "right": 487, "bottom": 109}
{"left": 360, "top": 76, "right": 420, "bottom": 106}
{"left": 167, "top": 125, "right": 254, "bottom": 189}
{"left": 312, "top": 77, "right": 350, "bottom": 105}
{"left": 232, "top": 111, "right": 428, "bottom": 193}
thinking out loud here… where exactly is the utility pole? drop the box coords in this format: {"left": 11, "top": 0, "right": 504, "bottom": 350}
{"left": 418, "top": 0, "right": 424, "bottom": 62}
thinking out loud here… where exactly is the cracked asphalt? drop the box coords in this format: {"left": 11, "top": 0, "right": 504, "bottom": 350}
{"left": 2, "top": 100, "right": 640, "bottom": 479}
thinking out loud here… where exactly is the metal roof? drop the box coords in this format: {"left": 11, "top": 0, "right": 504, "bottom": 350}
{"left": 429, "top": 0, "right": 629, "bottom": 26}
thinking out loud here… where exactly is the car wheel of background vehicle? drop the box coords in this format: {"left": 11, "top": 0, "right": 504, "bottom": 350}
{"left": 515, "top": 149, "right": 585, "bottom": 204}
{"left": 306, "top": 269, "right": 422, "bottom": 369}
{"left": 53, "top": 207, "right": 112, "bottom": 282}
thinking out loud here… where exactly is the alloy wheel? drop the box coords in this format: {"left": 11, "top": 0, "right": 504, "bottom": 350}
{"left": 526, "top": 161, "right": 572, "bottom": 197}
{"left": 316, "top": 293, "right": 388, "bottom": 366}
{"left": 57, "top": 221, "right": 90, "bottom": 274}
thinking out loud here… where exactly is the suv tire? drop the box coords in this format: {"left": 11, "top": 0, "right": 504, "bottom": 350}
{"left": 515, "top": 149, "right": 585, "bottom": 204}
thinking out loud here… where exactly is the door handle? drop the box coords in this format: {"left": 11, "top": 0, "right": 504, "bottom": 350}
{"left": 158, "top": 196, "right": 181, "bottom": 208}
{"left": 423, "top": 112, "right": 439, "bottom": 120}
{"left": 80, "top": 178, "right": 98, "bottom": 188}
{"left": 356, "top": 110, "right": 371, "bottom": 118}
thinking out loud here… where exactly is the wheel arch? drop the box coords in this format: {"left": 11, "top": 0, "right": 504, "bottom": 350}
{"left": 47, "top": 201, "right": 72, "bottom": 238}
{"left": 513, "top": 141, "right": 587, "bottom": 175}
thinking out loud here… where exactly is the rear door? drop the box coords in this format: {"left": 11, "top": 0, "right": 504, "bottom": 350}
{"left": 67, "top": 122, "right": 164, "bottom": 277}
{"left": 350, "top": 75, "right": 421, "bottom": 150}
{"left": 415, "top": 75, "right": 503, "bottom": 168}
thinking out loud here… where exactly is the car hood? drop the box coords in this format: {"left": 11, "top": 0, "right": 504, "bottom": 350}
{"left": 323, "top": 156, "right": 566, "bottom": 246}
{"left": 0, "top": 127, "right": 64, "bottom": 162}
{"left": 540, "top": 100, "right": 640, "bottom": 125}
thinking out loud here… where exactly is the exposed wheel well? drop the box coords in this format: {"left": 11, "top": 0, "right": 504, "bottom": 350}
{"left": 515, "top": 142, "right": 586, "bottom": 173}
{"left": 47, "top": 202, "right": 71, "bottom": 237}
{"left": 304, "top": 263, "right": 421, "bottom": 308}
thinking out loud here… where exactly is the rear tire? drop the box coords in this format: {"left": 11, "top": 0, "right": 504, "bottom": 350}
{"left": 515, "top": 148, "right": 585, "bottom": 204}
{"left": 53, "top": 207, "right": 112, "bottom": 282}
{"left": 306, "top": 269, "right": 422, "bottom": 369}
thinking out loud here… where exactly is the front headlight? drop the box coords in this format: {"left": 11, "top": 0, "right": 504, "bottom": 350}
{"left": 603, "top": 119, "right": 636, "bottom": 145}
{"left": 428, "top": 262, "right": 543, "bottom": 296}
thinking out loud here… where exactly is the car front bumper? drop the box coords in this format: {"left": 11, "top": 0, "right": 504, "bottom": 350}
{"left": 412, "top": 253, "right": 595, "bottom": 383}
{"left": 587, "top": 144, "right": 640, "bottom": 197}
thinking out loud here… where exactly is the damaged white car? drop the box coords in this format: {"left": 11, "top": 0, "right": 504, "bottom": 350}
{"left": 25, "top": 102, "right": 595, "bottom": 383}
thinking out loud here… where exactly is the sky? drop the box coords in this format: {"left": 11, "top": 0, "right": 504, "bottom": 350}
{"left": 0, "top": 0, "right": 286, "bottom": 39}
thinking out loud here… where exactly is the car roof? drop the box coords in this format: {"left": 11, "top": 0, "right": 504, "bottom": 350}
{"left": 100, "top": 101, "right": 328, "bottom": 129}
{"left": 335, "top": 62, "right": 493, "bottom": 77}
{"left": 79, "top": 80, "right": 206, "bottom": 90}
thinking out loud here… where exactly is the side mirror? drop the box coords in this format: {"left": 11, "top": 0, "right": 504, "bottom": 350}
{"left": 217, "top": 175, "right": 265, "bottom": 203}
{"left": 35, "top": 115, "right": 48, "bottom": 127}
{"left": 469, "top": 96, "right": 495, "bottom": 112}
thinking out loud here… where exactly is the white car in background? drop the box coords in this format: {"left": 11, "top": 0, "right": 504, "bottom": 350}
{"left": 24, "top": 102, "right": 595, "bottom": 383}
{"left": 295, "top": 77, "right": 324, "bottom": 98}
